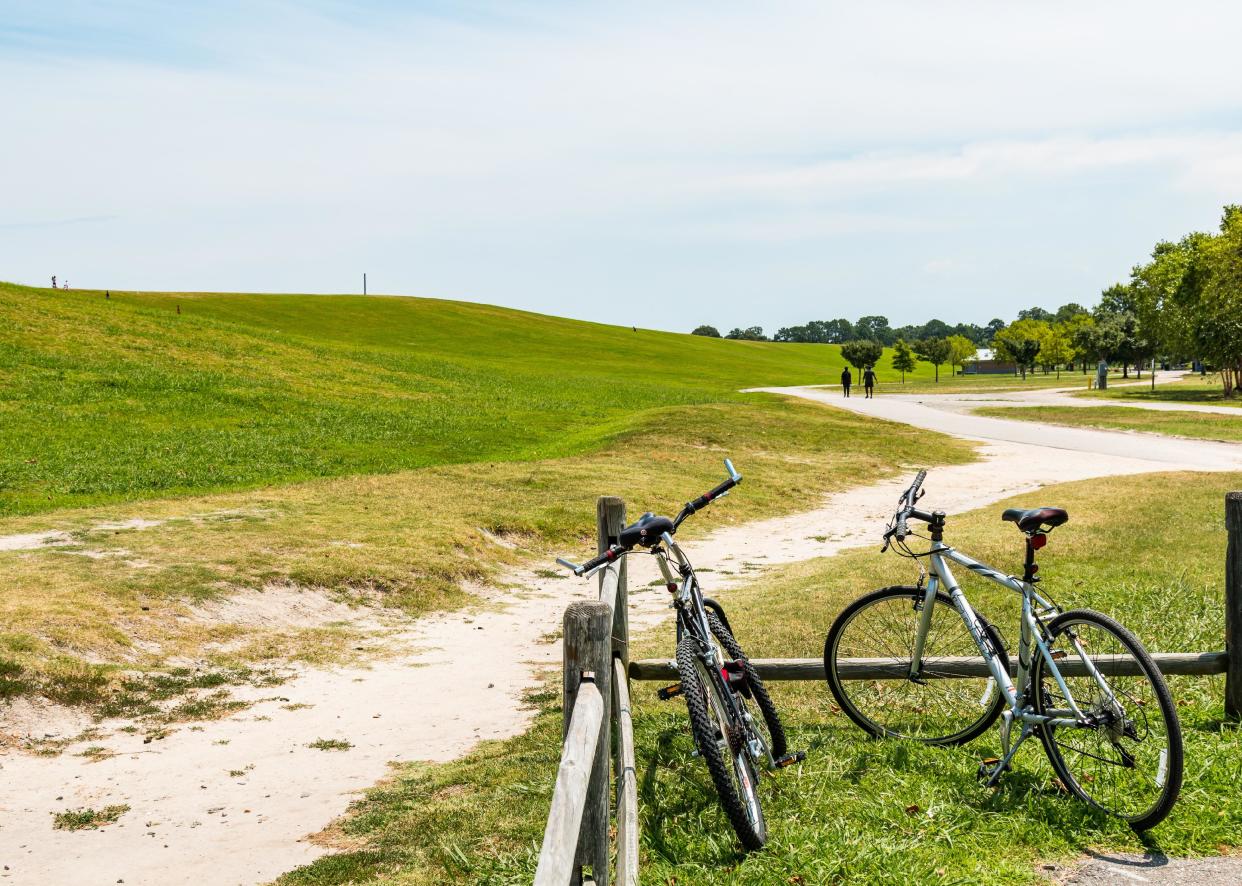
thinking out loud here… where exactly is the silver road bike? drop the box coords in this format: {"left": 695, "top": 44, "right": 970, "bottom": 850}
{"left": 824, "top": 470, "right": 1183, "bottom": 830}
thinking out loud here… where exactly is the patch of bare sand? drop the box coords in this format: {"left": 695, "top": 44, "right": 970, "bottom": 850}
{"left": 1, "top": 432, "right": 1222, "bottom": 886}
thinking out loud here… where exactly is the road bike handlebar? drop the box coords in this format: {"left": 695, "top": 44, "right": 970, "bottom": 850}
{"left": 886, "top": 469, "right": 929, "bottom": 546}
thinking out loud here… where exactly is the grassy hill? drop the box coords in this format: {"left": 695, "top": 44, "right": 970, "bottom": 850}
{"left": 0, "top": 282, "right": 971, "bottom": 712}
{"left": 0, "top": 282, "right": 932, "bottom": 517}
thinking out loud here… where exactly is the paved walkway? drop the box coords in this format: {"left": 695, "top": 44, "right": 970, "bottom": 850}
{"left": 752, "top": 381, "right": 1242, "bottom": 471}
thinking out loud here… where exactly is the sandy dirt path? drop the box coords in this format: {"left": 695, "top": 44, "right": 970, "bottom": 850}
{"left": 870, "top": 371, "right": 1242, "bottom": 418}
{"left": 3, "top": 395, "right": 1242, "bottom": 885}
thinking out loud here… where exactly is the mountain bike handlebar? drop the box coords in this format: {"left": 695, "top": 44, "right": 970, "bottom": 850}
{"left": 557, "top": 459, "right": 741, "bottom": 577}
{"left": 673, "top": 459, "right": 742, "bottom": 529}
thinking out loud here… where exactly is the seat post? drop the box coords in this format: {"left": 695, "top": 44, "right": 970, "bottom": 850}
{"left": 1022, "top": 536, "right": 1039, "bottom": 583}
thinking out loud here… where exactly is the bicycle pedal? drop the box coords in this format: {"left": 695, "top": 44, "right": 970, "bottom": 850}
{"left": 976, "top": 757, "right": 1010, "bottom": 783}
{"left": 774, "top": 751, "right": 806, "bottom": 769}
{"left": 656, "top": 683, "right": 682, "bottom": 701}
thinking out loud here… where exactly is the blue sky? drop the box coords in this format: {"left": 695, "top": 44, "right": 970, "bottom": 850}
{"left": 3, "top": 1, "right": 1241, "bottom": 332}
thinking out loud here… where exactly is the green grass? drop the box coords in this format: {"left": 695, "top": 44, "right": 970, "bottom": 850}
{"left": 0, "top": 282, "right": 954, "bottom": 517}
{"left": 51, "top": 804, "right": 130, "bottom": 831}
{"left": 1080, "top": 375, "right": 1242, "bottom": 408}
{"left": 1, "top": 281, "right": 985, "bottom": 710}
{"left": 976, "top": 406, "right": 1242, "bottom": 443}
{"left": 276, "top": 471, "right": 1242, "bottom": 885}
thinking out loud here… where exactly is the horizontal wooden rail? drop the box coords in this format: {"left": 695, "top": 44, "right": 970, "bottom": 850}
{"left": 630, "top": 651, "right": 1229, "bottom": 682}
{"left": 534, "top": 681, "right": 605, "bottom": 886}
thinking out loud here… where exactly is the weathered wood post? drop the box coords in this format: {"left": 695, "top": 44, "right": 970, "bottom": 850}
{"left": 563, "top": 601, "right": 612, "bottom": 886}
{"left": 1226, "top": 491, "right": 1242, "bottom": 719}
{"left": 598, "top": 496, "right": 628, "bottom": 666}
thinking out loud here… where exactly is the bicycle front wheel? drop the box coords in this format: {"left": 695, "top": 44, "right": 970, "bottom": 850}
{"left": 1032, "top": 609, "right": 1183, "bottom": 831}
{"left": 707, "top": 610, "right": 788, "bottom": 762}
{"left": 677, "top": 635, "right": 766, "bottom": 850}
{"left": 824, "top": 585, "right": 1008, "bottom": 745}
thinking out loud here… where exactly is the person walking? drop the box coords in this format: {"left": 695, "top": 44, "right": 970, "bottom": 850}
{"left": 51, "top": 275, "right": 57, "bottom": 289}
{"left": 840, "top": 366, "right": 852, "bottom": 398}
{"left": 863, "top": 366, "right": 877, "bottom": 399}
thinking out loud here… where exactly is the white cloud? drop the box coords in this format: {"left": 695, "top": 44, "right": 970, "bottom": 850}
{"left": 2, "top": 1, "right": 1241, "bottom": 328}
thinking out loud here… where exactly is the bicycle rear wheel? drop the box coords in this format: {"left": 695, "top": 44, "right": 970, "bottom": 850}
{"left": 824, "top": 585, "right": 1008, "bottom": 745}
{"left": 1032, "top": 609, "right": 1183, "bottom": 831}
{"left": 677, "top": 635, "right": 766, "bottom": 850}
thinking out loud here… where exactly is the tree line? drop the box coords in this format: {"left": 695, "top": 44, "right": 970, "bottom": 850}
{"left": 691, "top": 203, "right": 1242, "bottom": 394}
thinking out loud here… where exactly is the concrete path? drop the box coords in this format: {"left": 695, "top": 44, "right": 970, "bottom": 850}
{"left": 1043, "top": 851, "right": 1242, "bottom": 885}
{"left": 752, "top": 383, "right": 1242, "bottom": 471}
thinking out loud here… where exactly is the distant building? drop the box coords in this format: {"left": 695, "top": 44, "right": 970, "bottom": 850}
{"left": 963, "top": 347, "right": 1016, "bottom": 375}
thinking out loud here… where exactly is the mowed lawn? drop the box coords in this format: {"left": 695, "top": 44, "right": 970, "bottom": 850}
{"left": 1, "top": 282, "right": 979, "bottom": 709}
{"left": 2, "top": 282, "right": 939, "bottom": 517}
{"left": 977, "top": 405, "right": 1242, "bottom": 443}
{"left": 1080, "top": 375, "right": 1242, "bottom": 408}
{"left": 279, "top": 472, "right": 1242, "bottom": 885}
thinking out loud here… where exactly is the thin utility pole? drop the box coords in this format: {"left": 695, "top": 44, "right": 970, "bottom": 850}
{"left": 363, "top": 273, "right": 367, "bottom": 295}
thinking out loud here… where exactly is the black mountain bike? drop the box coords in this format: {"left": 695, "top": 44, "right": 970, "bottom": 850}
{"left": 558, "top": 459, "right": 804, "bottom": 850}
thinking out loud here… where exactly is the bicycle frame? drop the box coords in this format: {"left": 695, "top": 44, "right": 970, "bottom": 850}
{"left": 653, "top": 532, "right": 772, "bottom": 766}
{"left": 911, "top": 541, "right": 1121, "bottom": 774}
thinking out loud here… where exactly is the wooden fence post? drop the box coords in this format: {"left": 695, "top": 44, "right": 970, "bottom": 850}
{"left": 1226, "top": 492, "right": 1242, "bottom": 720}
{"left": 598, "top": 496, "right": 628, "bottom": 667}
{"left": 563, "top": 601, "right": 612, "bottom": 886}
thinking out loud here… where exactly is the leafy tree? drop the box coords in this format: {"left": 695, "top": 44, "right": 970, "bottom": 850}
{"left": 946, "top": 334, "right": 976, "bottom": 375}
{"left": 855, "top": 316, "right": 894, "bottom": 345}
{"left": 822, "top": 318, "right": 855, "bottom": 343}
{"left": 1054, "top": 302, "right": 1088, "bottom": 323}
{"left": 1194, "top": 205, "right": 1242, "bottom": 397}
{"left": 890, "top": 339, "right": 917, "bottom": 383}
{"left": 912, "top": 337, "right": 953, "bottom": 382}
{"left": 1061, "top": 313, "right": 1095, "bottom": 372}
{"left": 983, "top": 318, "right": 1007, "bottom": 342}
{"left": 1093, "top": 287, "right": 1146, "bottom": 377}
{"left": 725, "top": 326, "right": 767, "bottom": 341}
{"left": 1018, "top": 306, "right": 1054, "bottom": 322}
{"left": 993, "top": 320, "right": 1045, "bottom": 379}
{"left": 691, "top": 325, "right": 721, "bottom": 337}
{"left": 1039, "top": 324, "right": 1074, "bottom": 378}
{"left": 840, "top": 340, "right": 884, "bottom": 378}
{"left": 1085, "top": 312, "right": 1127, "bottom": 366}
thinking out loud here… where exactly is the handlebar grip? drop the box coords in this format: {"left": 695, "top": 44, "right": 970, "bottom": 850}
{"left": 909, "top": 469, "right": 927, "bottom": 499}
{"left": 577, "top": 544, "right": 624, "bottom": 576}
{"left": 690, "top": 476, "right": 737, "bottom": 511}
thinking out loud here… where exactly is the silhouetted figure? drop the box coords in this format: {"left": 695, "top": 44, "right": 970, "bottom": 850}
{"left": 841, "top": 367, "right": 852, "bottom": 398}
{"left": 863, "top": 366, "right": 877, "bottom": 398}
{"left": 177, "top": 305, "right": 181, "bottom": 315}
{"left": 51, "top": 276, "right": 57, "bottom": 289}
{"left": 105, "top": 291, "right": 110, "bottom": 299}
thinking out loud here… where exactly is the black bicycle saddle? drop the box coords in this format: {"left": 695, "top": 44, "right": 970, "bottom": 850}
{"left": 1001, "top": 507, "right": 1069, "bottom": 533}
{"left": 620, "top": 512, "right": 675, "bottom": 548}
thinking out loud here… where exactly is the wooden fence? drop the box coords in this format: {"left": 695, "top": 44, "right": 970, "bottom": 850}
{"left": 535, "top": 497, "right": 635, "bottom": 886}
{"left": 535, "top": 491, "right": 1242, "bottom": 884}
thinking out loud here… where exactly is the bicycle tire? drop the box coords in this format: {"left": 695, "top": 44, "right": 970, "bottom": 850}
{"left": 677, "top": 635, "right": 767, "bottom": 850}
{"left": 1032, "top": 609, "right": 1183, "bottom": 831}
{"left": 706, "top": 610, "right": 788, "bottom": 761}
{"left": 825, "top": 585, "right": 1008, "bottom": 746}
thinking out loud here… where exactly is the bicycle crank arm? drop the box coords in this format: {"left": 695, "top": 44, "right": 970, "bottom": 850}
{"left": 773, "top": 751, "right": 806, "bottom": 769}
